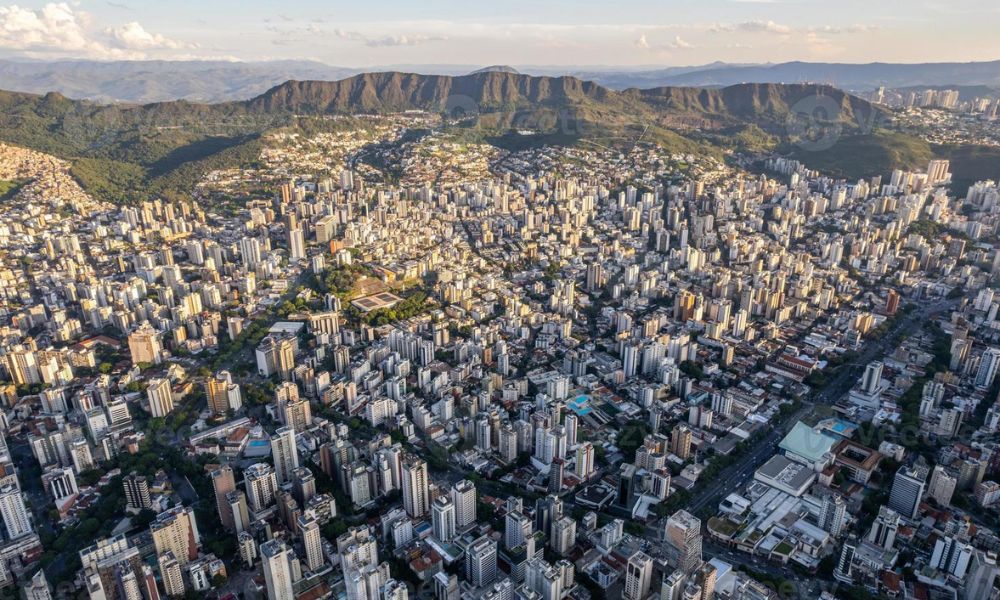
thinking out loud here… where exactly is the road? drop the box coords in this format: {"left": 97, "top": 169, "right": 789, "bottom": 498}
{"left": 686, "top": 297, "right": 957, "bottom": 515}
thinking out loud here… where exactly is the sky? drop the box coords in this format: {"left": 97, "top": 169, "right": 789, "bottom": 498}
{"left": 0, "top": 0, "right": 998, "bottom": 67}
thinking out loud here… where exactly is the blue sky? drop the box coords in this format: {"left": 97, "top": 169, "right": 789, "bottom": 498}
{"left": 0, "top": 0, "right": 997, "bottom": 66}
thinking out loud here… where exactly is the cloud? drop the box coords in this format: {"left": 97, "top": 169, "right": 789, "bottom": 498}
{"left": 108, "top": 22, "right": 187, "bottom": 50}
{"left": 808, "top": 24, "right": 879, "bottom": 34}
{"left": 635, "top": 34, "right": 695, "bottom": 52}
{"left": 334, "top": 29, "right": 447, "bottom": 47}
{"left": 707, "top": 20, "right": 876, "bottom": 36}
{"left": 0, "top": 3, "right": 102, "bottom": 54}
{"left": 733, "top": 20, "right": 793, "bottom": 34}
{"left": 669, "top": 35, "right": 693, "bottom": 49}
{"left": 0, "top": 2, "right": 189, "bottom": 58}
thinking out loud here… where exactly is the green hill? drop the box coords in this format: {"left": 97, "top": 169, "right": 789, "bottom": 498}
{"left": 0, "top": 71, "right": 990, "bottom": 203}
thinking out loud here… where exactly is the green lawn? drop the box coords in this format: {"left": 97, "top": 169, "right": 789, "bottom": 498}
{"left": 0, "top": 179, "right": 22, "bottom": 200}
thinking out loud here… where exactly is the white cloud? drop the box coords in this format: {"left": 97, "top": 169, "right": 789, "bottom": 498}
{"left": 334, "top": 29, "right": 447, "bottom": 47}
{"left": 0, "top": 3, "right": 100, "bottom": 54}
{"left": 0, "top": 2, "right": 190, "bottom": 58}
{"left": 108, "top": 21, "right": 187, "bottom": 50}
{"left": 733, "top": 20, "right": 793, "bottom": 34}
{"left": 635, "top": 34, "right": 695, "bottom": 52}
{"left": 669, "top": 35, "right": 694, "bottom": 49}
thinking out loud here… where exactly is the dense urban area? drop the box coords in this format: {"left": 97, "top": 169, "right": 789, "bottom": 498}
{"left": 1, "top": 80, "right": 1000, "bottom": 600}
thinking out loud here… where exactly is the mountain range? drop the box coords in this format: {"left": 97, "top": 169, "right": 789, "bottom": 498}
{"left": 0, "top": 70, "right": 995, "bottom": 205}
{"left": 3, "top": 59, "right": 1000, "bottom": 103}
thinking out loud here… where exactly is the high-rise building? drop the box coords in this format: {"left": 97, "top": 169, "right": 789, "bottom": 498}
{"left": 146, "top": 378, "right": 174, "bottom": 418}
{"left": 157, "top": 552, "right": 185, "bottom": 597}
{"left": 140, "top": 564, "right": 161, "bottom": 600}
{"left": 451, "top": 480, "right": 476, "bottom": 529}
{"left": 670, "top": 426, "right": 692, "bottom": 460}
{"left": 210, "top": 466, "right": 236, "bottom": 531}
{"left": 549, "top": 458, "right": 565, "bottom": 493}
{"left": 227, "top": 491, "right": 250, "bottom": 534}
{"left": 271, "top": 426, "right": 300, "bottom": 484}
{"left": 238, "top": 531, "right": 257, "bottom": 567}
{"left": 261, "top": 540, "right": 296, "bottom": 600}
{"left": 205, "top": 372, "right": 241, "bottom": 416}
{"left": 434, "top": 572, "right": 459, "bottom": 600}
{"left": 344, "top": 562, "right": 391, "bottom": 600}
{"left": 401, "top": 455, "right": 429, "bottom": 518}
{"left": 128, "top": 324, "right": 162, "bottom": 366}
{"left": 23, "top": 569, "right": 53, "bottom": 600}
{"left": 976, "top": 348, "right": 1000, "bottom": 390}
{"left": 623, "top": 551, "right": 653, "bottom": 600}
{"left": 867, "top": 506, "right": 900, "bottom": 550}
{"left": 526, "top": 558, "right": 562, "bottom": 600}
{"left": 117, "top": 561, "right": 144, "bottom": 600}
{"left": 282, "top": 399, "right": 312, "bottom": 433}
{"left": 928, "top": 465, "right": 957, "bottom": 506}
{"left": 861, "top": 362, "right": 883, "bottom": 395}
{"left": 123, "top": 473, "right": 151, "bottom": 510}
{"left": 575, "top": 442, "right": 594, "bottom": 480}
{"left": 888, "top": 464, "right": 928, "bottom": 519}
{"left": 432, "top": 496, "right": 456, "bottom": 542}
{"left": 298, "top": 515, "right": 325, "bottom": 572}
{"left": 465, "top": 535, "right": 498, "bottom": 587}
{"left": 963, "top": 550, "right": 999, "bottom": 600}
{"left": 930, "top": 536, "right": 973, "bottom": 579}
{"left": 245, "top": 463, "right": 278, "bottom": 513}
{"left": 0, "top": 484, "right": 32, "bottom": 539}
{"left": 927, "top": 159, "right": 951, "bottom": 185}
{"left": 288, "top": 227, "right": 305, "bottom": 260}
{"left": 663, "top": 510, "right": 702, "bottom": 573}
{"left": 818, "top": 494, "right": 846, "bottom": 537}
{"left": 256, "top": 335, "right": 296, "bottom": 380}
{"left": 551, "top": 516, "right": 576, "bottom": 555}
{"left": 150, "top": 506, "right": 200, "bottom": 566}
{"left": 42, "top": 466, "right": 78, "bottom": 500}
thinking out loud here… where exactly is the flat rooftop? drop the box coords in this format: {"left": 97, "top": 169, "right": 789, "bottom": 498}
{"left": 351, "top": 292, "right": 403, "bottom": 312}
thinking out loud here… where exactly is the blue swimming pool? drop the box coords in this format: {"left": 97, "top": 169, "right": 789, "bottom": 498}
{"left": 569, "top": 395, "right": 592, "bottom": 415}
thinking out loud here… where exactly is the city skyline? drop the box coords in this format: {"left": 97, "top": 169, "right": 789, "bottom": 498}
{"left": 0, "top": 0, "right": 999, "bottom": 66}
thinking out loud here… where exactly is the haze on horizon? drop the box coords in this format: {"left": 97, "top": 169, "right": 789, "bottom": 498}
{"left": 0, "top": 0, "right": 998, "bottom": 68}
